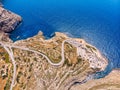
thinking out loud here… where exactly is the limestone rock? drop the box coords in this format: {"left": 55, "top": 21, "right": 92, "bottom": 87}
{"left": 0, "top": 6, "right": 21, "bottom": 33}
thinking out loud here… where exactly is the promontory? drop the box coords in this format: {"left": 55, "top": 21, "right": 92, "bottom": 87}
{"left": 0, "top": 6, "right": 120, "bottom": 90}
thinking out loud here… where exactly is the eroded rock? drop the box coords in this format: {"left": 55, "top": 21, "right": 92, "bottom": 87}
{"left": 0, "top": 6, "right": 21, "bottom": 32}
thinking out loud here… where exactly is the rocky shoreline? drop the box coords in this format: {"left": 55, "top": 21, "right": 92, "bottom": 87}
{"left": 0, "top": 6, "right": 119, "bottom": 90}
{"left": 0, "top": 6, "right": 21, "bottom": 41}
{"left": 0, "top": 31, "right": 108, "bottom": 90}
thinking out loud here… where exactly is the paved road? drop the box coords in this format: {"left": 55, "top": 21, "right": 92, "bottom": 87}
{"left": 0, "top": 39, "right": 80, "bottom": 90}
{"left": 0, "top": 43, "right": 16, "bottom": 90}
{"left": 0, "top": 40, "right": 72, "bottom": 66}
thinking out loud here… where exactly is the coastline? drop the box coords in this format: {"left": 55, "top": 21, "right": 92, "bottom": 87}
{"left": 0, "top": 6, "right": 21, "bottom": 42}
{"left": 71, "top": 69, "right": 120, "bottom": 90}
{"left": 13, "top": 31, "right": 108, "bottom": 71}
{"left": 0, "top": 31, "right": 109, "bottom": 90}
{"left": 0, "top": 6, "right": 119, "bottom": 90}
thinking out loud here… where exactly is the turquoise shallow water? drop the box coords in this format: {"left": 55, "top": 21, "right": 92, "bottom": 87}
{"left": 1, "top": 0, "right": 120, "bottom": 77}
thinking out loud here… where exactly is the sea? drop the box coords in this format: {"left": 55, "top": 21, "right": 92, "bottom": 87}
{"left": 1, "top": 0, "right": 120, "bottom": 78}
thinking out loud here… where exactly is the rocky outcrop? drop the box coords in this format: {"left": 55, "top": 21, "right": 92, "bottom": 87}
{"left": 71, "top": 70, "right": 120, "bottom": 90}
{"left": 0, "top": 6, "right": 21, "bottom": 32}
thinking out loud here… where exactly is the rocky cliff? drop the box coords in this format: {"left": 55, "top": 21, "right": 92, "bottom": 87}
{"left": 0, "top": 6, "right": 21, "bottom": 40}
{"left": 0, "top": 6, "right": 119, "bottom": 90}
{"left": 0, "top": 32, "right": 108, "bottom": 90}
{"left": 0, "top": 6, "right": 21, "bottom": 32}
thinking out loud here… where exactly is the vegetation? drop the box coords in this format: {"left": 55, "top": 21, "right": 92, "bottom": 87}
{"left": 5, "top": 53, "right": 10, "bottom": 63}
{"left": 86, "top": 45, "right": 96, "bottom": 51}
{"left": 16, "top": 71, "right": 23, "bottom": 83}
{"left": 4, "top": 77, "right": 10, "bottom": 90}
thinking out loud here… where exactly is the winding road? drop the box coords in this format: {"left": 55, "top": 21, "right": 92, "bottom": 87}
{"left": 0, "top": 43, "right": 16, "bottom": 90}
{"left": 0, "top": 39, "right": 78, "bottom": 90}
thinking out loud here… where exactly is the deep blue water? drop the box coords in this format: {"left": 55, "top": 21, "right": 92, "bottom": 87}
{"left": 1, "top": 0, "right": 120, "bottom": 76}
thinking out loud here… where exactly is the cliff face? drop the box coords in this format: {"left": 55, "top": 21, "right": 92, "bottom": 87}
{"left": 0, "top": 6, "right": 21, "bottom": 41}
{"left": 0, "top": 31, "right": 118, "bottom": 90}
{"left": 0, "top": 6, "right": 21, "bottom": 33}
{"left": 0, "top": 5, "right": 116, "bottom": 90}
{"left": 71, "top": 70, "right": 120, "bottom": 90}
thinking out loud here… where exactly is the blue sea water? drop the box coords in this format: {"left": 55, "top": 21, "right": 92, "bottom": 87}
{"left": 1, "top": 0, "right": 120, "bottom": 77}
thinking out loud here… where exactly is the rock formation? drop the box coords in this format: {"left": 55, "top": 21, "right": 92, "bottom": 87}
{"left": 0, "top": 6, "right": 21, "bottom": 40}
